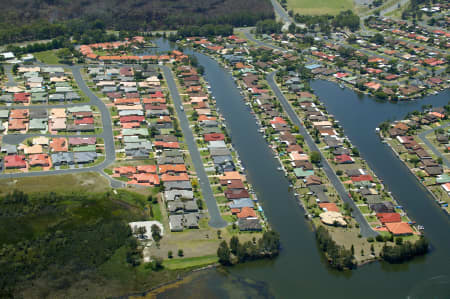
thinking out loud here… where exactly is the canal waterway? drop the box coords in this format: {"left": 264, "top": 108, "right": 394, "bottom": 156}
{"left": 152, "top": 39, "right": 450, "bottom": 298}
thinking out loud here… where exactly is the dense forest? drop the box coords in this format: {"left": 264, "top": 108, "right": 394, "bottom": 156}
{"left": 0, "top": 190, "right": 147, "bottom": 297}
{"left": 0, "top": 0, "right": 274, "bottom": 44}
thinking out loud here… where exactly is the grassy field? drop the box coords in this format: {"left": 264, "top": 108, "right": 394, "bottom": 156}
{"left": 163, "top": 255, "right": 218, "bottom": 270}
{"left": 286, "top": 0, "right": 354, "bottom": 15}
{"left": 0, "top": 172, "right": 110, "bottom": 195}
{"left": 34, "top": 50, "right": 60, "bottom": 64}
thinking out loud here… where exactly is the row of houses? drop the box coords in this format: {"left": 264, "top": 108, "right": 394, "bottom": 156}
{"left": 290, "top": 80, "right": 415, "bottom": 236}
{"left": 387, "top": 107, "right": 449, "bottom": 213}
{"left": 177, "top": 64, "right": 264, "bottom": 232}
{"left": 1, "top": 136, "right": 99, "bottom": 170}
{"left": 89, "top": 64, "right": 201, "bottom": 232}
{"left": 0, "top": 66, "right": 82, "bottom": 105}
{"left": 0, "top": 105, "right": 97, "bottom": 134}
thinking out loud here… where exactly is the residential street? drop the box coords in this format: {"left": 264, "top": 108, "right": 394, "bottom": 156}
{"left": 5, "top": 64, "right": 17, "bottom": 87}
{"left": 267, "top": 71, "right": 377, "bottom": 237}
{"left": 237, "top": 27, "right": 287, "bottom": 52}
{"left": 418, "top": 123, "right": 450, "bottom": 168}
{"left": 270, "top": 0, "right": 292, "bottom": 24}
{"left": 161, "top": 65, "right": 227, "bottom": 228}
{"left": 0, "top": 64, "right": 124, "bottom": 188}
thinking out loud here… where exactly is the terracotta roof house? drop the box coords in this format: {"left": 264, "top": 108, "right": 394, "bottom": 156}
{"left": 14, "top": 92, "right": 31, "bottom": 103}
{"left": 8, "top": 118, "right": 28, "bottom": 131}
{"left": 219, "top": 171, "right": 243, "bottom": 184}
{"left": 153, "top": 141, "right": 180, "bottom": 149}
{"left": 130, "top": 173, "right": 160, "bottom": 186}
{"left": 159, "top": 164, "right": 187, "bottom": 174}
{"left": 114, "top": 166, "right": 137, "bottom": 177}
{"left": 161, "top": 173, "right": 190, "bottom": 182}
{"left": 5, "top": 155, "right": 27, "bottom": 168}
{"left": 319, "top": 202, "right": 340, "bottom": 212}
{"left": 137, "top": 165, "right": 157, "bottom": 173}
{"left": 204, "top": 133, "right": 225, "bottom": 142}
{"left": 335, "top": 154, "right": 354, "bottom": 164}
{"left": 10, "top": 109, "right": 29, "bottom": 119}
{"left": 28, "top": 154, "right": 50, "bottom": 167}
{"left": 351, "top": 175, "right": 374, "bottom": 182}
{"left": 236, "top": 207, "right": 257, "bottom": 218}
{"left": 376, "top": 213, "right": 401, "bottom": 224}
{"left": 385, "top": 222, "right": 413, "bottom": 235}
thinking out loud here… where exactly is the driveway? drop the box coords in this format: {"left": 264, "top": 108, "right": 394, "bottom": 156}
{"left": 267, "top": 71, "right": 377, "bottom": 237}
{"left": 161, "top": 65, "right": 227, "bottom": 228}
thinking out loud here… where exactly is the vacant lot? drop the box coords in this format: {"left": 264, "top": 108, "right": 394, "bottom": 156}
{"left": 286, "top": 0, "right": 354, "bottom": 15}
{"left": 34, "top": 50, "right": 60, "bottom": 64}
{"left": 0, "top": 172, "right": 110, "bottom": 195}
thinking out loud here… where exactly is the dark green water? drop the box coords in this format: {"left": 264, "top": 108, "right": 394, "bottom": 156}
{"left": 153, "top": 40, "right": 450, "bottom": 298}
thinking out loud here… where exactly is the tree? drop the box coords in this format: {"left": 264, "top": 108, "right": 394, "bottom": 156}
{"left": 151, "top": 224, "right": 161, "bottom": 242}
{"left": 217, "top": 241, "right": 231, "bottom": 265}
{"left": 310, "top": 151, "right": 321, "bottom": 164}
{"left": 258, "top": 230, "right": 281, "bottom": 257}
{"left": 168, "top": 250, "right": 173, "bottom": 258}
{"left": 370, "top": 33, "right": 384, "bottom": 45}
{"left": 150, "top": 256, "right": 163, "bottom": 270}
{"left": 230, "top": 235, "right": 240, "bottom": 254}
{"left": 178, "top": 249, "right": 184, "bottom": 257}
{"left": 137, "top": 226, "right": 147, "bottom": 239}
{"left": 217, "top": 230, "right": 222, "bottom": 239}
{"left": 409, "top": 156, "right": 420, "bottom": 167}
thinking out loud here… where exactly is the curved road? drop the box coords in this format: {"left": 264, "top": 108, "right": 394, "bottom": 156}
{"left": 267, "top": 71, "right": 377, "bottom": 237}
{"left": 0, "top": 65, "right": 123, "bottom": 188}
{"left": 161, "top": 65, "right": 227, "bottom": 228}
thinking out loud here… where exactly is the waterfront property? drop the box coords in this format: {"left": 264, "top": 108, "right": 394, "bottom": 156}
{"left": 382, "top": 107, "right": 450, "bottom": 214}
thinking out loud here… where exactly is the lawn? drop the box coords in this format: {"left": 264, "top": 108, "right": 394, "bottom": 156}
{"left": 286, "top": 0, "right": 354, "bottom": 15}
{"left": 163, "top": 255, "right": 218, "bottom": 270}
{"left": 34, "top": 50, "right": 60, "bottom": 64}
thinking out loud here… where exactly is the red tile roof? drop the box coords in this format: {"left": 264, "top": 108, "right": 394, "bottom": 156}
{"left": 49, "top": 138, "right": 68, "bottom": 152}
{"left": 319, "top": 203, "right": 340, "bottom": 212}
{"left": 4, "top": 155, "right": 26, "bottom": 168}
{"left": 236, "top": 207, "right": 257, "bottom": 218}
{"left": 28, "top": 154, "right": 50, "bottom": 167}
{"left": 204, "top": 133, "right": 225, "bottom": 142}
{"left": 137, "top": 165, "right": 157, "bottom": 173}
{"left": 153, "top": 141, "right": 180, "bottom": 149}
{"left": 335, "top": 154, "right": 353, "bottom": 164}
{"left": 161, "top": 173, "right": 189, "bottom": 182}
{"left": 158, "top": 164, "right": 186, "bottom": 174}
{"left": 351, "top": 175, "right": 374, "bottom": 182}
{"left": 385, "top": 222, "right": 413, "bottom": 235}
{"left": 376, "top": 213, "right": 401, "bottom": 224}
